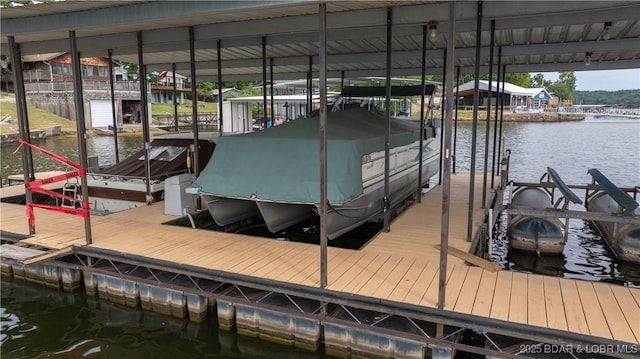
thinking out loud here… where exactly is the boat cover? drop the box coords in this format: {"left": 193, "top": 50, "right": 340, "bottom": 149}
{"left": 194, "top": 108, "right": 422, "bottom": 204}
{"left": 96, "top": 138, "right": 216, "bottom": 181}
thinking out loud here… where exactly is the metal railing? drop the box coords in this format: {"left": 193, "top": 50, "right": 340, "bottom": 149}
{"left": 23, "top": 80, "right": 141, "bottom": 93}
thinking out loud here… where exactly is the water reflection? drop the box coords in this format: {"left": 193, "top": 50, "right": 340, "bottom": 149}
{"left": 0, "top": 279, "right": 325, "bottom": 359}
{"left": 1, "top": 135, "right": 144, "bottom": 184}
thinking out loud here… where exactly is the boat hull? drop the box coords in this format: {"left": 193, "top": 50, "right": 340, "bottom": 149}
{"left": 256, "top": 202, "right": 316, "bottom": 233}
{"left": 324, "top": 154, "right": 439, "bottom": 239}
{"left": 587, "top": 192, "right": 640, "bottom": 264}
{"left": 203, "top": 196, "right": 260, "bottom": 226}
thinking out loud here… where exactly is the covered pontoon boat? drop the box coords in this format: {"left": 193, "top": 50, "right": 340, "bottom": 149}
{"left": 194, "top": 85, "right": 440, "bottom": 239}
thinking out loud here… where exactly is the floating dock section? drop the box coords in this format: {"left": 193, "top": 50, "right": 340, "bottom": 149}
{"left": 2, "top": 174, "right": 639, "bottom": 358}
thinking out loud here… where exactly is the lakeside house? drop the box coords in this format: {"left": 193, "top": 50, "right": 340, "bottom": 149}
{"left": 454, "top": 80, "right": 554, "bottom": 111}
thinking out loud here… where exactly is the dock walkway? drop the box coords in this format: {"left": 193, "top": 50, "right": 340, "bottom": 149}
{"left": 1, "top": 173, "right": 638, "bottom": 348}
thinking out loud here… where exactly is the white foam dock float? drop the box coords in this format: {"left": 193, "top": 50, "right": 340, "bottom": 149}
{"left": 0, "top": 244, "right": 81, "bottom": 289}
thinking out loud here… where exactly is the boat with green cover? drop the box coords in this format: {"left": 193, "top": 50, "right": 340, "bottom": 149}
{"left": 193, "top": 106, "right": 440, "bottom": 239}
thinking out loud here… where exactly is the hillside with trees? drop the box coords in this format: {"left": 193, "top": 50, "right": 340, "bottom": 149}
{"left": 572, "top": 90, "right": 640, "bottom": 107}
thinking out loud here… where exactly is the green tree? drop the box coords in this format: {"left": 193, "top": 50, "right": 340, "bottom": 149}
{"left": 197, "top": 82, "right": 216, "bottom": 102}
{"left": 119, "top": 61, "right": 139, "bottom": 81}
{"left": 147, "top": 72, "right": 163, "bottom": 85}
{"left": 532, "top": 73, "right": 545, "bottom": 87}
{"left": 547, "top": 72, "right": 576, "bottom": 101}
{"left": 504, "top": 73, "right": 532, "bottom": 88}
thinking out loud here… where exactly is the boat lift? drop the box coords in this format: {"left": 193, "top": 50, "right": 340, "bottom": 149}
{"left": 502, "top": 167, "right": 640, "bottom": 261}
{"left": 505, "top": 169, "right": 639, "bottom": 227}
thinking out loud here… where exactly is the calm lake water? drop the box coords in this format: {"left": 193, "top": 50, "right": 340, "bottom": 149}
{"left": 1, "top": 115, "right": 639, "bottom": 356}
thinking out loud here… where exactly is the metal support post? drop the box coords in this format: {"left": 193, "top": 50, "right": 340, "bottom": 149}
{"left": 383, "top": 7, "right": 392, "bottom": 233}
{"left": 217, "top": 40, "right": 223, "bottom": 135}
{"left": 467, "top": 0, "right": 483, "bottom": 242}
{"left": 137, "top": 32, "right": 152, "bottom": 200}
{"left": 8, "top": 36, "right": 35, "bottom": 234}
{"left": 107, "top": 49, "right": 120, "bottom": 163}
{"left": 482, "top": 19, "right": 495, "bottom": 208}
{"left": 188, "top": 27, "right": 200, "bottom": 181}
{"left": 318, "top": 3, "right": 328, "bottom": 289}
{"left": 69, "top": 30, "right": 93, "bottom": 244}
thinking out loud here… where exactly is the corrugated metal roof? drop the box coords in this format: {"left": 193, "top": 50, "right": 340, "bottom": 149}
{"left": 1, "top": 1, "right": 638, "bottom": 81}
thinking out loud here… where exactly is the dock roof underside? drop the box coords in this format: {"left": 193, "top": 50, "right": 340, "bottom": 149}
{"left": 1, "top": 1, "right": 639, "bottom": 81}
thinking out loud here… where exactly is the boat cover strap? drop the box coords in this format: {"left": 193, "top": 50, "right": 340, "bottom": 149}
{"left": 547, "top": 167, "right": 582, "bottom": 204}
{"left": 587, "top": 168, "right": 639, "bottom": 211}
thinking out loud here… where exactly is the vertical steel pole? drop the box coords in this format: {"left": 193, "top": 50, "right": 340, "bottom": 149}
{"left": 137, "top": 31, "right": 152, "bottom": 200}
{"left": 69, "top": 30, "right": 93, "bottom": 244}
{"left": 8, "top": 37, "right": 35, "bottom": 234}
{"left": 108, "top": 49, "right": 120, "bottom": 163}
{"left": 438, "top": 49, "right": 446, "bottom": 185}
{"left": 482, "top": 19, "right": 495, "bottom": 208}
{"left": 262, "top": 36, "right": 268, "bottom": 126}
{"left": 308, "top": 56, "right": 313, "bottom": 116}
{"left": 453, "top": 65, "right": 460, "bottom": 174}
{"left": 467, "top": 0, "right": 483, "bottom": 242}
{"left": 270, "top": 57, "right": 275, "bottom": 125}
{"left": 491, "top": 46, "right": 502, "bottom": 187}
{"left": 417, "top": 24, "right": 427, "bottom": 203}
{"left": 438, "top": 0, "right": 455, "bottom": 315}
{"left": 383, "top": 7, "right": 392, "bottom": 233}
{"left": 172, "top": 63, "right": 178, "bottom": 132}
{"left": 497, "top": 64, "right": 506, "bottom": 167}
{"left": 319, "top": 3, "right": 328, "bottom": 289}
{"left": 188, "top": 27, "right": 200, "bottom": 181}
{"left": 217, "top": 40, "right": 223, "bottom": 135}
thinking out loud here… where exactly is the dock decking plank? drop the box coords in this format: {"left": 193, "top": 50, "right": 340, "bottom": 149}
{"left": 453, "top": 266, "right": 484, "bottom": 314}
{"left": 327, "top": 250, "right": 366, "bottom": 285}
{"left": 420, "top": 263, "right": 453, "bottom": 308}
{"left": 592, "top": 282, "right": 637, "bottom": 343}
{"left": 489, "top": 270, "right": 513, "bottom": 321}
{"left": 329, "top": 252, "right": 379, "bottom": 292}
{"left": 542, "top": 276, "right": 568, "bottom": 331}
{"left": 444, "top": 263, "right": 469, "bottom": 311}
{"left": 609, "top": 286, "right": 640, "bottom": 343}
{"left": 344, "top": 254, "right": 392, "bottom": 294}
{"left": 575, "top": 280, "right": 612, "bottom": 339}
{"left": 405, "top": 261, "right": 439, "bottom": 306}
{"left": 526, "top": 274, "right": 547, "bottom": 328}
{"left": 370, "top": 257, "right": 416, "bottom": 300}
{"left": 471, "top": 269, "right": 497, "bottom": 317}
{"left": 559, "top": 279, "right": 590, "bottom": 336}
{"left": 358, "top": 255, "right": 403, "bottom": 298}
{"left": 386, "top": 259, "right": 430, "bottom": 303}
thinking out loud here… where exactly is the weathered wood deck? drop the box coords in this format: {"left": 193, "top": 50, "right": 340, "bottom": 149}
{"left": 1, "top": 174, "right": 638, "bottom": 344}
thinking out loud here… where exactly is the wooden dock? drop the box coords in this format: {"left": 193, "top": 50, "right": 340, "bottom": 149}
{"left": 1, "top": 173, "right": 638, "bottom": 346}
